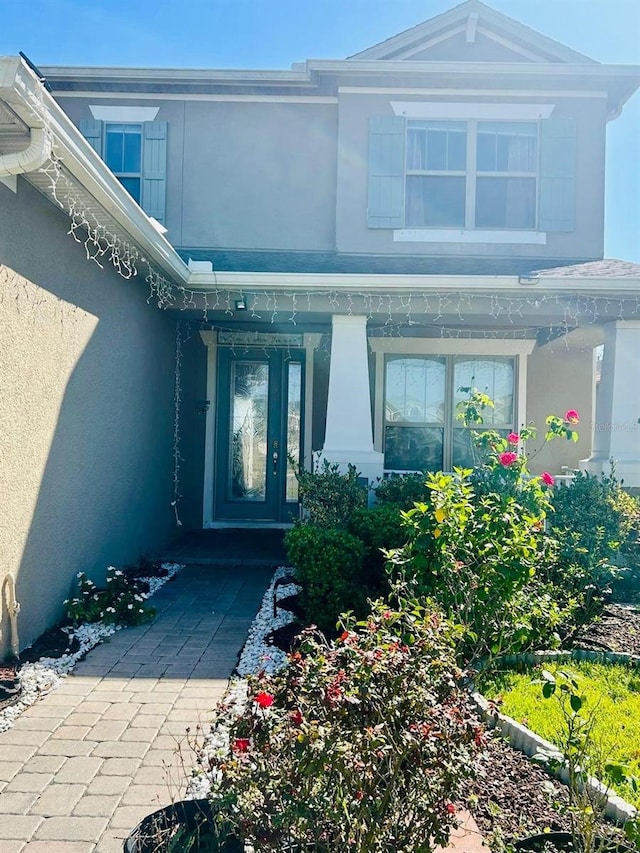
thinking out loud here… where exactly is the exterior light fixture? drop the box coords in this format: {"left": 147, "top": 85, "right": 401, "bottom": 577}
{"left": 518, "top": 275, "right": 539, "bottom": 286}
{"left": 235, "top": 297, "right": 247, "bottom": 310}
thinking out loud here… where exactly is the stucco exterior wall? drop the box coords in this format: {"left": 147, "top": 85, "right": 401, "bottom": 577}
{"left": 526, "top": 342, "right": 596, "bottom": 475}
{"left": 0, "top": 177, "right": 177, "bottom": 658}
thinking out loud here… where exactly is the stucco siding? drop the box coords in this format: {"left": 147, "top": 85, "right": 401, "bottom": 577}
{"left": 526, "top": 342, "right": 595, "bottom": 475}
{"left": 0, "top": 177, "right": 177, "bottom": 657}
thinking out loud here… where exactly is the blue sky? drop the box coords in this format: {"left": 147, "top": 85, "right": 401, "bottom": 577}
{"left": 2, "top": 0, "right": 639, "bottom": 260}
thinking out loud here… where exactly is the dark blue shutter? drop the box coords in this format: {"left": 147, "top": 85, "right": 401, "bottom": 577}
{"left": 367, "top": 116, "right": 405, "bottom": 229}
{"left": 539, "top": 118, "right": 577, "bottom": 232}
{"left": 141, "top": 121, "right": 167, "bottom": 224}
{"left": 78, "top": 119, "right": 103, "bottom": 155}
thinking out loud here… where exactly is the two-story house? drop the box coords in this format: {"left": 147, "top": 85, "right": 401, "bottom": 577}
{"left": 1, "top": 0, "right": 639, "bottom": 652}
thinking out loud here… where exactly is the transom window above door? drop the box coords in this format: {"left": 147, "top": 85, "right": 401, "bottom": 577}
{"left": 384, "top": 355, "right": 515, "bottom": 472}
{"left": 405, "top": 120, "right": 538, "bottom": 230}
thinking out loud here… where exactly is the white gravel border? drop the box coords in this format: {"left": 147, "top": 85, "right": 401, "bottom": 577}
{"left": 0, "top": 562, "right": 184, "bottom": 733}
{"left": 236, "top": 566, "right": 300, "bottom": 677}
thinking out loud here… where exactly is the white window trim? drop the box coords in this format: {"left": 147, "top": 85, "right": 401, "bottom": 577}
{"left": 390, "top": 102, "right": 555, "bottom": 120}
{"left": 89, "top": 105, "right": 159, "bottom": 122}
{"left": 394, "top": 228, "right": 547, "bottom": 244}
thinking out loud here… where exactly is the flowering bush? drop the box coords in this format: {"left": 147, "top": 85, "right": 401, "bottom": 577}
{"left": 386, "top": 391, "right": 583, "bottom": 662}
{"left": 65, "top": 567, "right": 155, "bottom": 627}
{"left": 198, "top": 591, "right": 483, "bottom": 853}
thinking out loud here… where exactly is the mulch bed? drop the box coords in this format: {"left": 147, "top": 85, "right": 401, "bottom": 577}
{"left": 269, "top": 594, "right": 639, "bottom": 847}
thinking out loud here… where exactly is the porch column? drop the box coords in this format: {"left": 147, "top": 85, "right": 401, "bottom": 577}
{"left": 581, "top": 320, "right": 640, "bottom": 487}
{"left": 320, "top": 315, "right": 384, "bottom": 486}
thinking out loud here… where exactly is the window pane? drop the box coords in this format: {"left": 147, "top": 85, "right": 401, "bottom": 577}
{"left": 477, "top": 122, "right": 537, "bottom": 173}
{"left": 385, "top": 426, "right": 444, "bottom": 471}
{"left": 452, "top": 428, "right": 511, "bottom": 468}
{"left": 406, "top": 176, "right": 466, "bottom": 227}
{"left": 118, "top": 176, "right": 141, "bottom": 203}
{"left": 406, "top": 128, "right": 426, "bottom": 170}
{"left": 105, "top": 130, "right": 124, "bottom": 172}
{"left": 475, "top": 177, "right": 535, "bottom": 229}
{"left": 477, "top": 132, "right": 496, "bottom": 171}
{"left": 426, "top": 130, "right": 447, "bottom": 170}
{"left": 386, "top": 357, "right": 446, "bottom": 423}
{"left": 447, "top": 130, "right": 467, "bottom": 170}
{"left": 286, "top": 362, "right": 302, "bottom": 502}
{"left": 123, "top": 131, "right": 142, "bottom": 173}
{"left": 229, "top": 362, "right": 269, "bottom": 501}
{"left": 454, "top": 358, "right": 514, "bottom": 425}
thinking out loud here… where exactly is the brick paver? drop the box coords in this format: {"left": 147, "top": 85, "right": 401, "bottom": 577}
{"left": 0, "top": 565, "right": 272, "bottom": 852}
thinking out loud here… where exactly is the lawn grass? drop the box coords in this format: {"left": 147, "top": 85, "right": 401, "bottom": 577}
{"left": 479, "top": 660, "right": 640, "bottom": 809}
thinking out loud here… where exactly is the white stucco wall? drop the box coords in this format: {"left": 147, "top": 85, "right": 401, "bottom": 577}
{"left": 0, "top": 177, "right": 177, "bottom": 658}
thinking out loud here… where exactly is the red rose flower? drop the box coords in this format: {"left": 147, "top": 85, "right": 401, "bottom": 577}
{"left": 565, "top": 409, "right": 580, "bottom": 424}
{"left": 446, "top": 803, "right": 456, "bottom": 816}
{"left": 289, "top": 709, "right": 303, "bottom": 726}
{"left": 254, "top": 692, "right": 275, "bottom": 709}
{"left": 541, "top": 471, "right": 555, "bottom": 486}
{"left": 507, "top": 432, "right": 520, "bottom": 445}
{"left": 498, "top": 451, "right": 518, "bottom": 467}
{"left": 233, "top": 738, "right": 250, "bottom": 752}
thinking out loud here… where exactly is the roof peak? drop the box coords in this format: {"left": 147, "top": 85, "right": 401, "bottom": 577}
{"left": 348, "top": 0, "right": 598, "bottom": 65}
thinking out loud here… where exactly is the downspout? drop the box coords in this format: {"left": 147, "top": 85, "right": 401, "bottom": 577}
{"left": 2, "top": 576, "right": 21, "bottom": 658}
{"left": 0, "top": 126, "right": 50, "bottom": 177}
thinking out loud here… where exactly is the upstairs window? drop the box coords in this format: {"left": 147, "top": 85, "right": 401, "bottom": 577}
{"left": 405, "top": 120, "right": 538, "bottom": 230}
{"left": 405, "top": 122, "right": 467, "bottom": 227}
{"left": 475, "top": 122, "right": 537, "bottom": 229}
{"left": 104, "top": 123, "right": 143, "bottom": 204}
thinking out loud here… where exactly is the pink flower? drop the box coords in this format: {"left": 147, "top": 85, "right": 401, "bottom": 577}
{"left": 565, "top": 410, "right": 580, "bottom": 424}
{"left": 254, "top": 692, "right": 275, "bottom": 709}
{"left": 507, "top": 432, "right": 520, "bottom": 445}
{"left": 498, "top": 452, "right": 518, "bottom": 467}
{"left": 446, "top": 802, "right": 456, "bottom": 816}
{"left": 541, "top": 471, "right": 555, "bottom": 486}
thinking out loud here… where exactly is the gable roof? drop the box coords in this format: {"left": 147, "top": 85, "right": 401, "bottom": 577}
{"left": 349, "top": 0, "right": 598, "bottom": 64}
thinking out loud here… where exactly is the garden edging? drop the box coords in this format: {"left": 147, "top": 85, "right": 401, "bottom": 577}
{"left": 471, "top": 648, "right": 640, "bottom": 826}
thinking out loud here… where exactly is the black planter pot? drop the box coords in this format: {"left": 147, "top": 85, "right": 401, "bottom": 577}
{"left": 515, "top": 831, "right": 632, "bottom": 852}
{"left": 123, "top": 799, "right": 243, "bottom": 853}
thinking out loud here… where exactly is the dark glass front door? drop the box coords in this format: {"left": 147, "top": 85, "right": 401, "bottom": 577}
{"left": 214, "top": 349, "right": 303, "bottom": 522}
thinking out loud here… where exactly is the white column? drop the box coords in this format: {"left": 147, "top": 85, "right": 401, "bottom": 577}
{"left": 320, "top": 315, "right": 384, "bottom": 486}
{"left": 581, "top": 320, "right": 640, "bottom": 486}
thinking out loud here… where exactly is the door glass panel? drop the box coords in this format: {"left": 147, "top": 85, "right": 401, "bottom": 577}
{"left": 286, "top": 362, "right": 302, "bottom": 502}
{"left": 229, "top": 362, "right": 268, "bottom": 501}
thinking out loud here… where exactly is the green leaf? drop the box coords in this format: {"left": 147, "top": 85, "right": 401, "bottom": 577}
{"left": 542, "top": 682, "right": 556, "bottom": 699}
{"left": 569, "top": 694, "right": 583, "bottom": 713}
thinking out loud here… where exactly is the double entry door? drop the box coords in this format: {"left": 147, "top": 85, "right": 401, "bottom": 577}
{"left": 215, "top": 348, "right": 304, "bottom": 522}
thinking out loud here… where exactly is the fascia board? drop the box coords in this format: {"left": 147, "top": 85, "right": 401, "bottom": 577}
{"left": 40, "top": 66, "right": 311, "bottom": 85}
{"left": 185, "top": 271, "right": 640, "bottom": 294}
{"left": 1, "top": 58, "right": 189, "bottom": 285}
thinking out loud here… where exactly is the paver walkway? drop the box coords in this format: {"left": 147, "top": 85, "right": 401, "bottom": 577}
{"left": 0, "top": 562, "right": 488, "bottom": 853}
{"left": 0, "top": 564, "right": 272, "bottom": 853}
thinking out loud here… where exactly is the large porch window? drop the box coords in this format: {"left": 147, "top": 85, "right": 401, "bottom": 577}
{"left": 383, "top": 355, "right": 515, "bottom": 472}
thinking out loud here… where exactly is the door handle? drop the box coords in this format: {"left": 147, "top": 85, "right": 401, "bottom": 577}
{"left": 272, "top": 450, "right": 279, "bottom": 475}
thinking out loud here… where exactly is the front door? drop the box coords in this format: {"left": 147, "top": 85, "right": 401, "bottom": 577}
{"left": 214, "top": 348, "right": 304, "bottom": 522}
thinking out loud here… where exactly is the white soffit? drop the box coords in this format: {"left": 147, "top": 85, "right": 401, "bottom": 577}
{"left": 89, "top": 105, "right": 160, "bottom": 122}
{"left": 390, "top": 101, "right": 555, "bottom": 119}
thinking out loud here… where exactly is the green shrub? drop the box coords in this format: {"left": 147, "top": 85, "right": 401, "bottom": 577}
{"left": 293, "top": 458, "right": 367, "bottom": 529}
{"left": 348, "top": 503, "right": 407, "bottom": 598}
{"left": 550, "top": 471, "right": 633, "bottom": 571}
{"left": 387, "top": 468, "right": 552, "bottom": 662}
{"left": 373, "top": 472, "right": 432, "bottom": 509}
{"left": 284, "top": 525, "right": 365, "bottom": 635}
